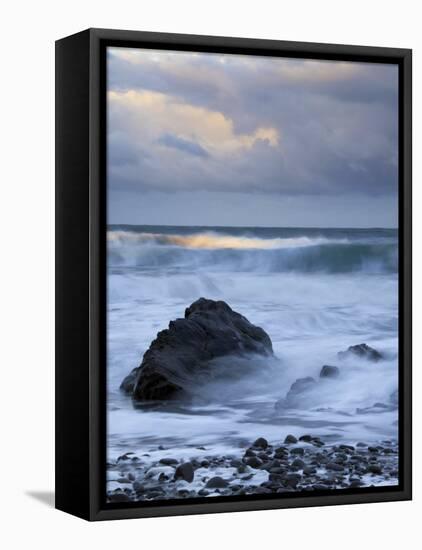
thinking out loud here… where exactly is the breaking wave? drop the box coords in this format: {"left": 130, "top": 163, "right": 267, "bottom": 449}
{"left": 107, "top": 229, "right": 398, "bottom": 274}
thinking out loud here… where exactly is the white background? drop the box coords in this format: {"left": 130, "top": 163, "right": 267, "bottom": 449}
{"left": 0, "top": 1, "right": 419, "bottom": 548}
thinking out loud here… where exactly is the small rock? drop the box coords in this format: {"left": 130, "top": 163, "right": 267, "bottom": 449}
{"left": 339, "top": 444, "right": 355, "bottom": 452}
{"left": 269, "top": 466, "right": 286, "bottom": 475}
{"left": 159, "top": 457, "right": 179, "bottom": 466}
{"left": 291, "top": 458, "right": 306, "bottom": 470}
{"left": 298, "top": 434, "right": 313, "bottom": 442}
{"left": 274, "top": 446, "right": 289, "bottom": 457}
{"left": 349, "top": 479, "right": 363, "bottom": 487}
{"left": 320, "top": 365, "right": 340, "bottom": 379}
{"left": 117, "top": 452, "right": 134, "bottom": 462}
{"left": 284, "top": 434, "right": 298, "bottom": 444}
{"left": 245, "top": 456, "right": 263, "bottom": 469}
{"left": 244, "top": 448, "right": 256, "bottom": 458}
{"left": 253, "top": 437, "right": 269, "bottom": 449}
{"left": 338, "top": 343, "right": 382, "bottom": 362}
{"left": 174, "top": 462, "right": 194, "bottom": 483}
{"left": 326, "top": 462, "right": 344, "bottom": 472}
{"left": 269, "top": 473, "right": 284, "bottom": 484}
{"left": 206, "top": 476, "right": 229, "bottom": 489}
{"left": 290, "top": 447, "right": 305, "bottom": 456}
{"left": 284, "top": 473, "right": 302, "bottom": 488}
{"left": 367, "top": 464, "right": 383, "bottom": 475}
{"left": 133, "top": 481, "right": 145, "bottom": 493}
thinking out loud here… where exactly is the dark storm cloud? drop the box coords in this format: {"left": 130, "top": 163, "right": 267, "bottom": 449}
{"left": 107, "top": 48, "right": 398, "bottom": 200}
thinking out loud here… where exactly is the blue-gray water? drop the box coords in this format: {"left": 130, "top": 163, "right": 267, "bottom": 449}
{"left": 107, "top": 226, "right": 398, "bottom": 469}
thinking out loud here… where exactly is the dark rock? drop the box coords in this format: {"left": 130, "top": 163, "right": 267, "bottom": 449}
{"left": 339, "top": 444, "right": 355, "bottom": 452}
{"left": 383, "top": 448, "right": 394, "bottom": 455}
{"left": 269, "top": 473, "right": 284, "bottom": 484}
{"left": 245, "top": 456, "right": 263, "bottom": 469}
{"left": 257, "top": 451, "right": 269, "bottom": 460}
{"left": 198, "top": 489, "right": 210, "bottom": 496}
{"left": 349, "top": 479, "right": 363, "bottom": 487}
{"left": 269, "top": 466, "right": 286, "bottom": 475}
{"left": 253, "top": 437, "right": 269, "bottom": 449}
{"left": 206, "top": 476, "right": 229, "bottom": 489}
{"left": 334, "top": 452, "right": 348, "bottom": 462}
{"left": 244, "top": 448, "right": 256, "bottom": 458}
{"left": 276, "top": 377, "right": 317, "bottom": 409}
{"left": 367, "top": 464, "right": 382, "bottom": 475}
{"left": 121, "top": 298, "right": 273, "bottom": 400}
{"left": 320, "top": 365, "right": 340, "bottom": 379}
{"left": 159, "top": 457, "right": 179, "bottom": 466}
{"left": 284, "top": 473, "right": 302, "bottom": 488}
{"left": 291, "top": 458, "right": 306, "bottom": 470}
{"left": 338, "top": 343, "right": 383, "bottom": 362}
{"left": 298, "top": 434, "right": 313, "bottom": 442}
{"left": 290, "top": 447, "right": 305, "bottom": 456}
{"left": 132, "top": 481, "right": 145, "bottom": 493}
{"left": 260, "top": 461, "right": 274, "bottom": 471}
{"left": 274, "top": 446, "right": 289, "bottom": 457}
{"left": 120, "top": 369, "right": 138, "bottom": 394}
{"left": 284, "top": 434, "right": 298, "bottom": 444}
{"left": 174, "top": 462, "right": 194, "bottom": 483}
{"left": 303, "top": 466, "right": 317, "bottom": 475}
{"left": 117, "top": 452, "right": 134, "bottom": 462}
{"left": 326, "top": 462, "right": 344, "bottom": 472}
{"left": 158, "top": 472, "right": 170, "bottom": 482}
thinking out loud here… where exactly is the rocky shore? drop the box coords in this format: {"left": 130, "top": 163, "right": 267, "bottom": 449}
{"left": 106, "top": 435, "right": 399, "bottom": 503}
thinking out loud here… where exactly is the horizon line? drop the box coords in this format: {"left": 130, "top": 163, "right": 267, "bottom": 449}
{"left": 107, "top": 223, "right": 398, "bottom": 230}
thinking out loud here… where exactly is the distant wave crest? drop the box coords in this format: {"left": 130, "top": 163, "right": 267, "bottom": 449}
{"left": 107, "top": 230, "right": 398, "bottom": 274}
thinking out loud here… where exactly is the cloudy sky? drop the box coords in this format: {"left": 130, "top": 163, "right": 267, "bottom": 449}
{"left": 107, "top": 47, "right": 398, "bottom": 228}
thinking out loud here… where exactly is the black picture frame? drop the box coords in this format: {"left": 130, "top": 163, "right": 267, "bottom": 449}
{"left": 55, "top": 28, "right": 412, "bottom": 521}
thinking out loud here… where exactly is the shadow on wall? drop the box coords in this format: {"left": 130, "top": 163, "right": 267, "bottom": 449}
{"left": 26, "top": 491, "right": 55, "bottom": 508}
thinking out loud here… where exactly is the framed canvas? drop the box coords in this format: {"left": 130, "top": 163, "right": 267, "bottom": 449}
{"left": 55, "top": 28, "right": 412, "bottom": 521}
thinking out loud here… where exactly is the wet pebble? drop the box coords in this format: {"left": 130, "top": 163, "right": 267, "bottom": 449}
{"left": 174, "top": 462, "right": 194, "bottom": 483}
{"left": 206, "top": 476, "right": 230, "bottom": 489}
{"left": 253, "top": 437, "right": 269, "bottom": 449}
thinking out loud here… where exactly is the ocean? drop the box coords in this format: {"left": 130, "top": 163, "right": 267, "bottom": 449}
{"left": 106, "top": 225, "right": 399, "bottom": 497}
